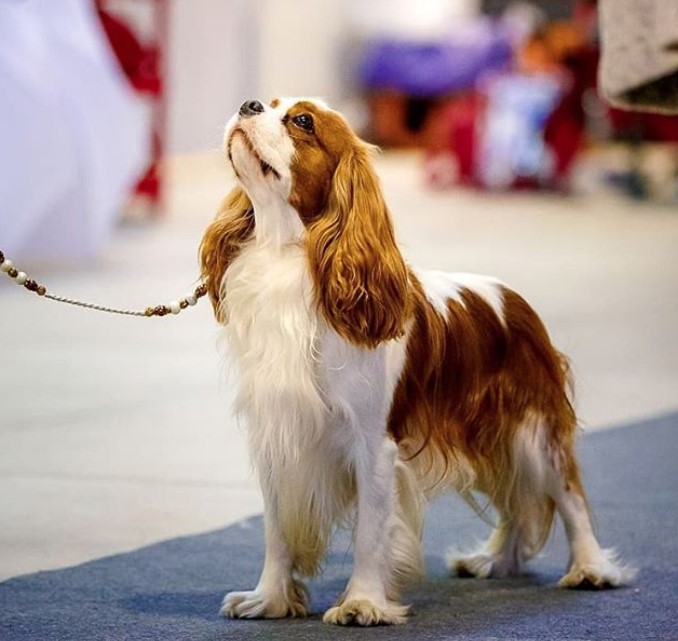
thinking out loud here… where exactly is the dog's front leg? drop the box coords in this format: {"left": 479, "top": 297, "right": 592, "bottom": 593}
{"left": 220, "top": 481, "right": 308, "bottom": 619}
{"left": 324, "top": 437, "right": 409, "bottom": 626}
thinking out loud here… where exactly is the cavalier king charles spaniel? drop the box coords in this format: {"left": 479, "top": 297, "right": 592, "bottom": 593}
{"left": 199, "top": 98, "right": 634, "bottom": 626}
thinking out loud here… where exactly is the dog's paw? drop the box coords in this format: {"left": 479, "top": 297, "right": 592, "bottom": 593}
{"left": 558, "top": 549, "right": 637, "bottom": 589}
{"left": 220, "top": 580, "right": 308, "bottom": 619}
{"left": 449, "top": 545, "right": 524, "bottom": 579}
{"left": 450, "top": 553, "right": 496, "bottom": 579}
{"left": 323, "top": 598, "right": 408, "bottom": 626}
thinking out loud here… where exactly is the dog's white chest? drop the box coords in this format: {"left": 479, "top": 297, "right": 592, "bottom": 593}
{"left": 224, "top": 243, "right": 314, "bottom": 354}
{"left": 222, "top": 242, "right": 327, "bottom": 461}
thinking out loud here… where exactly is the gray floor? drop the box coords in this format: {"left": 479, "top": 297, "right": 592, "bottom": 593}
{"left": 1, "top": 151, "right": 678, "bottom": 581}
{"left": 1, "top": 412, "right": 676, "bottom": 641}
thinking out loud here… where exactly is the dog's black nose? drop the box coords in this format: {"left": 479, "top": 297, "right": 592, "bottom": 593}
{"left": 239, "top": 100, "right": 265, "bottom": 117}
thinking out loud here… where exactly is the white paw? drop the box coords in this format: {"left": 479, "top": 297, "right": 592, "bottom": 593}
{"left": 323, "top": 598, "right": 409, "bottom": 626}
{"left": 558, "top": 549, "right": 637, "bottom": 589}
{"left": 449, "top": 545, "right": 524, "bottom": 579}
{"left": 450, "top": 553, "right": 496, "bottom": 579}
{"left": 220, "top": 580, "right": 308, "bottom": 619}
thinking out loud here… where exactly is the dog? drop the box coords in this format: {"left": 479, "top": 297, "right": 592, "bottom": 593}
{"left": 199, "top": 98, "right": 634, "bottom": 626}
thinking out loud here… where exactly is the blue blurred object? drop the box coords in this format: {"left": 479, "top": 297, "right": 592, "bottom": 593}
{"left": 360, "top": 19, "right": 512, "bottom": 97}
{"left": 478, "top": 72, "right": 564, "bottom": 189}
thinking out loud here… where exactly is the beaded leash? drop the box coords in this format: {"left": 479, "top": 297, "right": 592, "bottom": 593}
{"left": 0, "top": 249, "right": 207, "bottom": 318}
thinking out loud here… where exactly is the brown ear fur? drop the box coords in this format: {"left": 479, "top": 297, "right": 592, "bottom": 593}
{"left": 307, "top": 145, "right": 411, "bottom": 348}
{"left": 199, "top": 187, "right": 254, "bottom": 321}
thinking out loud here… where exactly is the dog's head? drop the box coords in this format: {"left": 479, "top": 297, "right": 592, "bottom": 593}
{"left": 201, "top": 97, "right": 411, "bottom": 347}
{"left": 225, "top": 98, "right": 350, "bottom": 222}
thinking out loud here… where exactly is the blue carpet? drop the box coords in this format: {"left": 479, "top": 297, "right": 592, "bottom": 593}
{"left": 1, "top": 413, "right": 677, "bottom": 640}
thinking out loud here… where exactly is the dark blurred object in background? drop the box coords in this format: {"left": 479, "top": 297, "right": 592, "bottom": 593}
{"left": 481, "top": 0, "right": 574, "bottom": 20}
{"left": 598, "top": 0, "right": 678, "bottom": 115}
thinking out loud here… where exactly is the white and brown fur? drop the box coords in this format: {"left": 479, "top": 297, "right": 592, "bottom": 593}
{"left": 199, "top": 97, "right": 634, "bottom": 626}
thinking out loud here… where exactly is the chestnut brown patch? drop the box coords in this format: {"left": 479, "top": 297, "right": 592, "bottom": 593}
{"left": 305, "top": 139, "right": 410, "bottom": 347}
{"left": 388, "top": 278, "right": 579, "bottom": 549}
{"left": 283, "top": 102, "right": 355, "bottom": 223}
{"left": 199, "top": 187, "right": 255, "bottom": 320}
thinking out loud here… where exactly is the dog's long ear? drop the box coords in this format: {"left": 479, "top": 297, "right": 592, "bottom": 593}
{"left": 307, "top": 145, "right": 410, "bottom": 348}
{"left": 199, "top": 187, "right": 254, "bottom": 322}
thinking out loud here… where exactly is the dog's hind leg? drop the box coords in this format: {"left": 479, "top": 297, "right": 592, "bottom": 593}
{"left": 547, "top": 450, "right": 636, "bottom": 589}
{"left": 388, "top": 457, "right": 426, "bottom": 594}
{"left": 451, "top": 413, "right": 636, "bottom": 587}
{"left": 450, "top": 418, "right": 557, "bottom": 579}
{"left": 509, "top": 405, "right": 635, "bottom": 588}
{"left": 451, "top": 513, "right": 530, "bottom": 579}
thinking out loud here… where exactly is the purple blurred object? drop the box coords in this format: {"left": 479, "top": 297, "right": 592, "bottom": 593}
{"left": 360, "top": 19, "right": 512, "bottom": 97}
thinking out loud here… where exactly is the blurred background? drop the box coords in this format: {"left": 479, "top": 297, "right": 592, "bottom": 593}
{"left": 1, "top": 0, "right": 677, "bottom": 580}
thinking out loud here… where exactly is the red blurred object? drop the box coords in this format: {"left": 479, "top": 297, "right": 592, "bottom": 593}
{"left": 96, "top": 0, "right": 169, "bottom": 216}
{"left": 542, "top": 47, "right": 597, "bottom": 182}
{"left": 608, "top": 109, "right": 678, "bottom": 143}
{"left": 425, "top": 94, "right": 481, "bottom": 189}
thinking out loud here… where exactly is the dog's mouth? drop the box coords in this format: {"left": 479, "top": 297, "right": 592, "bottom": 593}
{"left": 228, "top": 129, "right": 281, "bottom": 180}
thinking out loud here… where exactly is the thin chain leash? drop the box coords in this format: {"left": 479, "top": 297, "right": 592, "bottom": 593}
{"left": 0, "top": 249, "right": 207, "bottom": 318}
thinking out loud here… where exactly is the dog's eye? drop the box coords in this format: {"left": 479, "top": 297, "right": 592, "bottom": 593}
{"left": 292, "top": 114, "right": 314, "bottom": 132}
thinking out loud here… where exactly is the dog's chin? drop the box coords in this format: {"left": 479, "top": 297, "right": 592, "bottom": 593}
{"left": 228, "top": 130, "right": 281, "bottom": 181}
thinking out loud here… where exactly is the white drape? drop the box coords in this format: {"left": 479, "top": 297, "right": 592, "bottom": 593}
{"left": 0, "top": 0, "right": 148, "bottom": 261}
